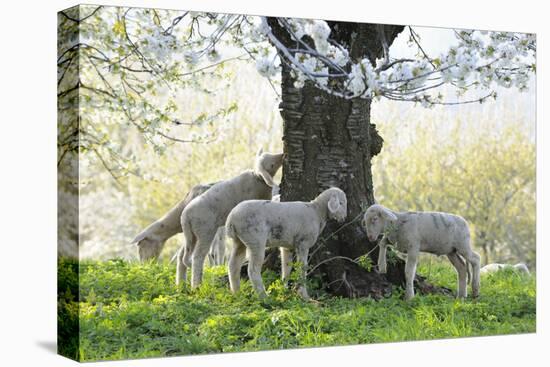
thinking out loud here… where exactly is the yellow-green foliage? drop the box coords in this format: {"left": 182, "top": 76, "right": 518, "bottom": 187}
{"left": 62, "top": 258, "right": 535, "bottom": 362}
{"left": 372, "top": 109, "right": 535, "bottom": 267}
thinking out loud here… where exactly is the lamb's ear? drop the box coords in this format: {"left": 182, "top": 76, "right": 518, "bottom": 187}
{"left": 131, "top": 230, "right": 149, "bottom": 245}
{"left": 328, "top": 195, "right": 341, "bottom": 214}
{"left": 254, "top": 154, "right": 277, "bottom": 187}
{"left": 256, "top": 147, "right": 263, "bottom": 157}
{"left": 380, "top": 207, "right": 397, "bottom": 222}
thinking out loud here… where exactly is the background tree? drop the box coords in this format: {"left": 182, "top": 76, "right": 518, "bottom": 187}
{"left": 58, "top": 5, "right": 536, "bottom": 296}
{"left": 373, "top": 114, "right": 535, "bottom": 267}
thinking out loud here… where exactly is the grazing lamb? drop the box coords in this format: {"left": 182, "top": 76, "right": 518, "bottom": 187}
{"left": 176, "top": 149, "right": 283, "bottom": 287}
{"left": 131, "top": 182, "right": 215, "bottom": 261}
{"left": 481, "top": 263, "right": 530, "bottom": 275}
{"left": 226, "top": 187, "right": 348, "bottom": 300}
{"left": 363, "top": 204, "right": 481, "bottom": 300}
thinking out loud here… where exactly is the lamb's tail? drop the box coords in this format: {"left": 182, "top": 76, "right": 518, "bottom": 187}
{"left": 225, "top": 222, "right": 236, "bottom": 241}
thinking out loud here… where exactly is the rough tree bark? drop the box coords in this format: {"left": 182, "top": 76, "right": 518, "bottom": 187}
{"left": 265, "top": 19, "right": 450, "bottom": 299}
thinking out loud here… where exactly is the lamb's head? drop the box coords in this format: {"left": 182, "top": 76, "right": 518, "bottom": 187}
{"left": 254, "top": 148, "right": 283, "bottom": 187}
{"left": 131, "top": 230, "right": 164, "bottom": 261}
{"left": 322, "top": 187, "right": 348, "bottom": 223}
{"left": 363, "top": 204, "right": 397, "bottom": 242}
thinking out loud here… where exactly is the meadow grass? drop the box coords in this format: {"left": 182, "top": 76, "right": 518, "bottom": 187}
{"left": 58, "top": 258, "right": 535, "bottom": 361}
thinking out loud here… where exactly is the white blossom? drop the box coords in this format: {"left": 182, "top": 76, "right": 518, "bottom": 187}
{"left": 184, "top": 50, "right": 199, "bottom": 66}
{"left": 256, "top": 56, "right": 278, "bottom": 77}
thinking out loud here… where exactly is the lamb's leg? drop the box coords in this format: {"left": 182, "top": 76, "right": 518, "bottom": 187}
{"left": 216, "top": 238, "right": 225, "bottom": 266}
{"left": 176, "top": 230, "right": 197, "bottom": 285}
{"left": 182, "top": 232, "right": 196, "bottom": 268}
{"left": 461, "top": 249, "right": 481, "bottom": 298}
{"left": 191, "top": 231, "right": 216, "bottom": 289}
{"left": 210, "top": 227, "right": 225, "bottom": 266}
{"left": 247, "top": 243, "right": 267, "bottom": 298}
{"left": 280, "top": 247, "right": 293, "bottom": 286}
{"left": 378, "top": 237, "right": 388, "bottom": 274}
{"left": 175, "top": 245, "right": 187, "bottom": 286}
{"left": 177, "top": 220, "right": 196, "bottom": 285}
{"left": 228, "top": 236, "right": 247, "bottom": 293}
{"left": 404, "top": 249, "right": 419, "bottom": 301}
{"left": 295, "top": 246, "right": 310, "bottom": 300}
{"left": 207, "top": 253, "right": 215, "bottom": 267}
{"left": 447, "top": 252, "right": 468, "bottom": 299}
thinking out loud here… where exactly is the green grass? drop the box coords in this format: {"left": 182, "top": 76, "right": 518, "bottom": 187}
{"left": 58, "top": 258, "right": 536, "bottom": 362}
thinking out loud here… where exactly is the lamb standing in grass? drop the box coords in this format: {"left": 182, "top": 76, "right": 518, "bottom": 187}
{"left": 226, "top": 187, "right": 348, "bottom": 300}
{"left": 363, "top": 204, "right": 481, "bottom": 300}
{"left": 176, "top": 149, "right": 283, "bottom": 288}
{"left": 481, "top": 263, "right": 530, "bottom": 275}
{"left": 131, "top": 182, "right": 215, "bottom": 261}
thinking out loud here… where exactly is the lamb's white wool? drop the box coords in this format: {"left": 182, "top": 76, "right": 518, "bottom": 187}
{"left": 131, "top": 183, "right": 215, "bottom": 261}
{"left": 481, "top": 262, "right": 530, "bottom": 275}
{"left": 176, "top": 149, "right": 283, "bottom": 287}
{"left": 226, "top": 187, "right": 348, "bottom": 300}
{"left": 363, "top": 204, "right": 481, "bottom": 300}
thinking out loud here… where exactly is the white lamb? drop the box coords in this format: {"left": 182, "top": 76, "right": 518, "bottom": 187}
{"left": 363, "top": 204, "right": 481, "bottom": 300}
{"left": 226, "top": 187, "right": 348, "bottom": 300}
{"left": 481, "top": 263, "right": 530, "bottom": 275}
{"left": 131, "top": 182, "right": 214, "bottom": 261}
{"left": 176, "top": 149, "right": 283, "bottom": 288}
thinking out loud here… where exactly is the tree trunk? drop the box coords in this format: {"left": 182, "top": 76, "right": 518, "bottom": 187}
{"left": 266, "top": 19, "right": 450, "bottom": 299}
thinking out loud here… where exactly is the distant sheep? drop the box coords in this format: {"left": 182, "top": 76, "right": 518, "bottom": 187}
{"left": 176, "top": 149, "right": 283, "bottom": 288}
{"left": 131, "top": 182, "right": 215, "bottom": 261}
{"left": 363, "top": 204, "right": 481, "bottom": 300}
{"left": 226, "top": 187, "right": 348, "bottom": 300}
{"left": 481, "top": 263, "right": 530, "bottom": 275}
